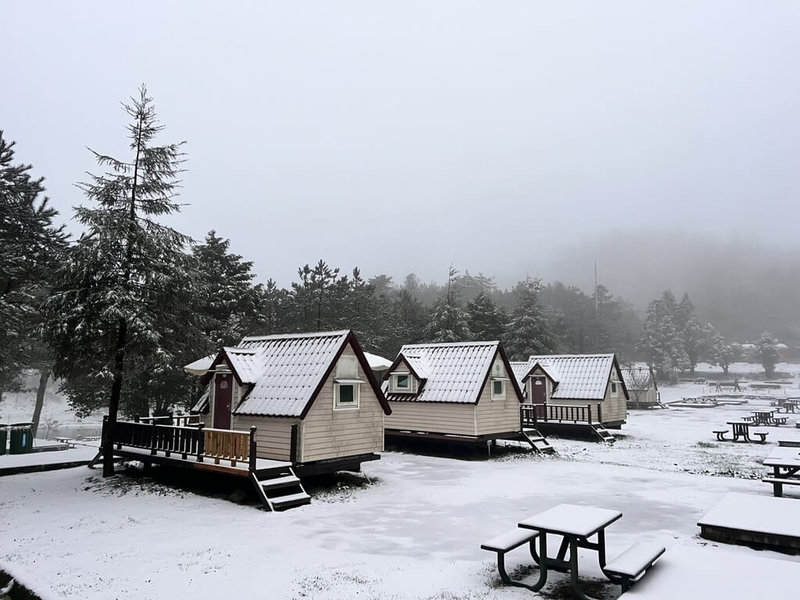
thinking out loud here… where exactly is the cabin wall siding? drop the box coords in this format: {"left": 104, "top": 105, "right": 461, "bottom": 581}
{"left": 232, "top": 415, "right": 296, "bottom": 461}
{"left": 475, "top": 358, "right": 521, "bottom": 435}
{"left": 386, "top": 401, "right": 477, "bottom": 435}
{"left": 300, "top": 344, "right": 385, "bottom": 463}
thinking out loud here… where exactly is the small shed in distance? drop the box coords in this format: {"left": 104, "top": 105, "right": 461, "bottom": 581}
{"left": 621, "top": 364, "right": 662, "bottom": 409}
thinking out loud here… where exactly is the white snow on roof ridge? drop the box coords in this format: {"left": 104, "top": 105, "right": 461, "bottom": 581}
{"left": 240, "top": 330, "right": 351, "bottom": 343}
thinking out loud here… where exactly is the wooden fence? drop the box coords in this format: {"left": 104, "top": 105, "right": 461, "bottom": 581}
{"left": 110, "top": 418, "right": 256, "bottom": 470}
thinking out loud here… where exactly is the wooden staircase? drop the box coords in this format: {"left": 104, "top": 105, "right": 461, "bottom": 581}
{"left": 591, "top": 424, "right": 616, "bottom": 443}
{"left": 250, "top": 464, "right": 311, "bottom": 511}
{"left": 521, "top": 428, "right": 555, "bottom": 454}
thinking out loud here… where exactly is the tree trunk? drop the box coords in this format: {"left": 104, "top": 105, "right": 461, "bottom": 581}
{"left": 31, "top": 368, "right": 50, "bottom": 436}
{"left": 103, "top": 319, "right": 127, "bottom": 477}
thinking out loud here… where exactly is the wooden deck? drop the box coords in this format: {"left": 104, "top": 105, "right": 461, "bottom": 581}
{"left": 98, "top": 418, "right": 311, "bottom": 510}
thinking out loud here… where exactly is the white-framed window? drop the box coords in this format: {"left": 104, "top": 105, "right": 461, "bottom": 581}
{"left": 390, "top": 372, "right": 414, "bottom": 393}
{"left": 334, "top": 355, "right": 361, "bottom": 410}
{"left": 491, "top": 379, "right": 505, "bottom": 399}
{"left": 335, "top": 381, "right": 360, "bottom": 409}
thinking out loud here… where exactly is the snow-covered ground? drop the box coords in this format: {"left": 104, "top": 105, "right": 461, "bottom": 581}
{"left": 2, "top": 367, "right": 800, "bottom": 599}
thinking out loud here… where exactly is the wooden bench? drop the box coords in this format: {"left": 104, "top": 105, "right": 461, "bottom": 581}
{"left": 481, "top": 528, "right": 540, "bottom": 587}
{"left": 762, "top": 477, "right": 800, "bottom": 498}
{"left": 603, "top": 541, "right": 666, "bottom": 592}
{"left": 712, "top": 429, "right": 728, "bottom": 441}
{"left": 772, "top": 416, "right": 788, "bottom": 425}
{"left": 751, "top": 429, "right": 769, "bottom": 443}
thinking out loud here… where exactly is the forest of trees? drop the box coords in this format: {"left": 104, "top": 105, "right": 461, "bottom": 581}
{"left": 0, "top": 87, "right": 794, "bottom": 470}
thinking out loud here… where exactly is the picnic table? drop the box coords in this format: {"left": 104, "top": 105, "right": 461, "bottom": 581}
{"left": 751, "top": 409, "right": 776, "bottom": 426}
{"left": 762, "top": 446, "right": 800, "bottom": 497}
{"left": 482, "top": 505, "right": 665, "bottom": 598}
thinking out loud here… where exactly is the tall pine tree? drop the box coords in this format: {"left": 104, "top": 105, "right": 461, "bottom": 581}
{"left": 46, "top": 86, "right": 193, "bottom": 476}
{"left": 0, "top": 130, "right": 67, "bottom": 407}
{"left": 504, "top": 277, "right": 558, "bottom": 360}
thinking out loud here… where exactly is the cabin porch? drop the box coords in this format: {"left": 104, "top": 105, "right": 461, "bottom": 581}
{"left": 93, "top": 417, "right": 311, "bottom": 511}
{"left": 520, "top": 403, "right": 618, "bottom": 443}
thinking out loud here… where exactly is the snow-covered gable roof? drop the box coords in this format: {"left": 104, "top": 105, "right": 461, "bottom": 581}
{"left": 386, "top": 341, "right": 517, "bottom": 404}
{"left": 364, "top": 352, "right": 392, "bottom": 371}
{"left": 184, "top": 354, "right": 215, "bottom": 376}
{"left": 193, "top": 330, "right": 390, "bottom": 418}
{"left": 509, "top": 361, "right": 531, "bottom": 387}
{"left": 526, "top": 354, "right": 617, "bottom": 400}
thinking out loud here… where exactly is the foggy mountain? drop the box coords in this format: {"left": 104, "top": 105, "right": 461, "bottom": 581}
{"left": 537, "top": 229, "right": 800, "bottom": 344}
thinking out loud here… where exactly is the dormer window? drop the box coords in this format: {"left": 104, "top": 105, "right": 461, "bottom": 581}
{"left": 390, "top": 372, "right": 415, "bottom": 393}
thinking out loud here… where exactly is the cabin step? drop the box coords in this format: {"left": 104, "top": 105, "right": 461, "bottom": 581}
{"left": 270, "top": 491, "right": 312, "bottom": 511}
{"left": 261, "top": 474, "right": 301, "bottom": 491}
{"left": 521, "top": 428, "right": 555, "bottom": 454}
{"left": 592, "top": 425, "right": 616, "bottom": 444}
{"left": 250, "top": 465, "right": 310, "bottom": 512}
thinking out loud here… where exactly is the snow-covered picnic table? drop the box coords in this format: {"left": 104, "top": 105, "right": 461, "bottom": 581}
{"left": 763, "top": 446, "right": 800, "bottom": 497}
{"left": 484, "top": 504, "right": 664, "bottom": 600}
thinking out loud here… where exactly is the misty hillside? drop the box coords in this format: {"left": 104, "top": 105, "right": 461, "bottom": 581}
{"left": 539, "top": 230, "right": 800, "bottom": 343}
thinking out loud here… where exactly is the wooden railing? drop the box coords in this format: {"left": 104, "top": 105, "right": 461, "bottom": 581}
{"left": 137, "top": 415, "right": 203, "bottom": 427}
{"left": 109, "top": 417, "right": 257, "bottom": 471}
{"left": 521, "top": 403, "right": 603, "bottom": 426}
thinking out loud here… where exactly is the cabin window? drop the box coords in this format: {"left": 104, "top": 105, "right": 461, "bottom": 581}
{"left": 491, "top": 379, "right": 505, "bottom": 399}
{"left": 335, "top": 382, "right": 360, "bottom": 409}
{"left": 611, "top": 382, "right": 618, "bottom": 395}
{"left": 391, "top": 372, "right": 413, "bottom": 393}
{"left": 334, "top": 355, "right": 362, "bottom": 410}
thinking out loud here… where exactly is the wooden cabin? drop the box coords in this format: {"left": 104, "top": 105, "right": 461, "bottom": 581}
{"left": 621, "top": 365, "right": 662, "bottom": 409}
{"left": 187, "top": 330, "right": 391, "bottom": 476}
{"left": 515, "top": 354, "right": 629, "bottom": 437}
{"left": 382, "top": 341, "right": 552, "bottom": 453}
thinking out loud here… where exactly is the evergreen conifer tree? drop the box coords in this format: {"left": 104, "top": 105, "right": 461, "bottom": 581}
{"left": 504, "top": 278, "right": 558, "bottom": 360}
{"left": 466, "top": 292, "right": 507, "bottom": 341}
{"left": 0, "top": 130, "right": 67, "bottom": 404}
{"left": 46, "top": 86, "right": 193, "bottom": 476}
{"left": 757, "top": 332, "right": 780, "bottom": 378}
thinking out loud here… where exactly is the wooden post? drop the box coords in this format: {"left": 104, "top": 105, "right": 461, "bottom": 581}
{"left": 196, "top": 423, "right": 205, "bottom": 462}
{"left": 249, "top": 426, "right": 257, "bottom": 472}
{"left": 587, "top": 404, "right": 592, "bottom": 424}
{"left": 598, "top": 404, "right": 603, "bottom": 425}
{"left": 290, "top": 424, "right": 299, "bottom": 463}
{"left": 150, "top": 419, "right": 157, "bottom": 455}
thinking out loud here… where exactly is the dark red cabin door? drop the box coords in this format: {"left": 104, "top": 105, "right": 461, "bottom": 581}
{"left": 531, "top": 377, "right": 547, "bottom": 404}
{"left": 213, "top": 373, "right": 232, "bottom": 429}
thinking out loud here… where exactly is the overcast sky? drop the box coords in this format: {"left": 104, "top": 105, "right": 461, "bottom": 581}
{"left": 3, "top": 1, "right": 799, "bottom": 289}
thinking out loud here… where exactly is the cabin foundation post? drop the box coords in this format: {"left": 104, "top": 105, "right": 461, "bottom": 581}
{"left": 249, "top": 426, "right": 257, "bottom": 472}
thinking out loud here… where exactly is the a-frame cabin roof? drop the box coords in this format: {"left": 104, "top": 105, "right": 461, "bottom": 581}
{"left": 384, "top": 341, "right": 523, "bottom": 404}
{"left": 190, "top": 330, "right": 390, "bottom": 418}
{"left": 523, "top": 354, "right": 625, "bottom": 400}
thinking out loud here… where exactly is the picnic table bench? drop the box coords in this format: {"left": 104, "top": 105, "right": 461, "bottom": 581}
{"left": 603, "top": 541, "right": 666, "bottom": 592}
{"left": 480, "top": 529, "right": 540, "bottom": 587}
{"left": 54, "top": 436, "right": 76, "bottom": 448}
